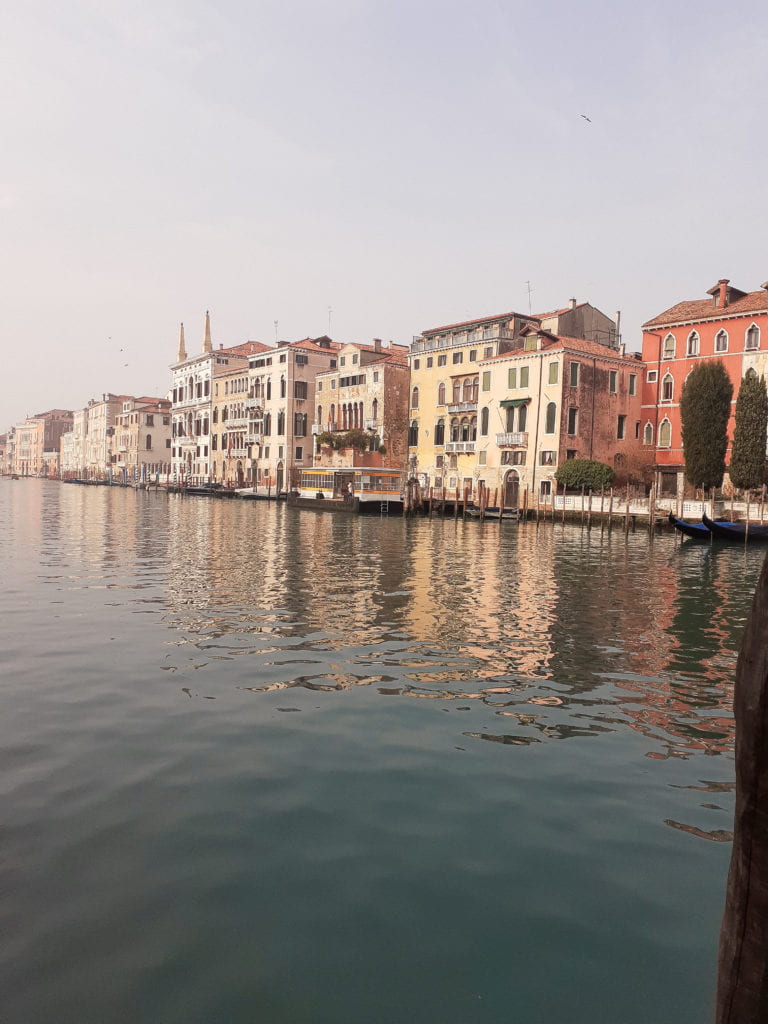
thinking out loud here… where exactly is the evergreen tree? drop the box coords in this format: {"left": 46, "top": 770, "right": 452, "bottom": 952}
{"left": 680, "top": 361, "right": 733, "bottom": 489}
{"left": 554, "top": 458, "right": 614, "bottom": 491}
{"left": 729, "top": 370, "right": 768, "bottom": 491}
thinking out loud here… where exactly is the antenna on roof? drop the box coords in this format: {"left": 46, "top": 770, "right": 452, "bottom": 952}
{"left": 525, "top": 281, "right": 534, "bottom": 315}
{"left": 274, "top": 320, "right": 279, "bottom": 344}
{"left": 328, "top": 306, "right": 332, "bottom": 336}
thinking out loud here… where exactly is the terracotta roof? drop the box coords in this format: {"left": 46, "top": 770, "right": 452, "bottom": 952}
{"left": 222, "top": 341, "right": 271, "bottom": 357}
{"left": 422, "top": 311, "right": 537, "bottom": 335}
{"left": 290, "top": 337, "right": 341, "bottom": 353}
{"left": 371, "top": 351, "right": 409, "bottom": 367}
{"left": 643, "top": 288, "right": 768, "bottom": 328}
{"left": 535, "top": 302, "right": 587, "bottom": 318}
{"left": 480, "top": 334, "right": 640, "bottom": 363}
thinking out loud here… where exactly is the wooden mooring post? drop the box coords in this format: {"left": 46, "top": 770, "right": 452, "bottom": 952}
{"left": 608, "top": 487, "right": 614, "bottom": 530}
{"left": 580, "top": 485, "right": 586, "bottom": 527}
{"left": 716, "top": 554, "right": 768, "bottom": 1022}
{"left": 624, "top": 483, "right": 631, "bottom": 534}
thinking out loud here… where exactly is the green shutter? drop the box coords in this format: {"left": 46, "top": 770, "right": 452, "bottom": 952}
{"left": 508, "top": 367, "right": 517, "bottom": 389}
{"left": 549, "top": 362, "right": 559, "bottom": 385}
{"left": 482, "top": 371, "right": 491, "bottom": 392}
{"left": 520, "top": 366, "right": 529, "bottom": 388}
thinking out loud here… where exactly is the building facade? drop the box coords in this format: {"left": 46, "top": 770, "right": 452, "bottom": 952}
{"left": 313, "top": 339, "right": 410, "bottom": 470}
{"left": 211, "top": 363, "right": 251, "bottom": 487}
{"left": 247, "top": 336, "right": 340, "bottom": 492}
{"left": 641, "top": 278, "right": 768, "bottom": 495}
{"left": 115, "top": 397, "right": 172, "bottom": 482}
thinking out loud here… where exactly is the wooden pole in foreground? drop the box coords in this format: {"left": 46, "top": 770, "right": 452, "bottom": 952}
{"left": 608, "top": 487, "right": 614, "bottom": 530}
{"left": 624, "top": 483, "right": 630, "bottom": 534}
{"left": 716, "top": 554, "right": 768, "bottom": 1022}
{"left": 580, "top": 485, "right": 585, "bottom": 527}
{"left": 454, "top": 486, "right": 459, "bottom": 520}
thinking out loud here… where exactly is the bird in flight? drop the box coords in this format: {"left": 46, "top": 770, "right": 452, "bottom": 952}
{"left": 580, "top": 113, "right": 592, "bottom": 123}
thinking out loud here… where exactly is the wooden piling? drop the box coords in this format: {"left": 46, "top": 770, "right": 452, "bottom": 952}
{"left": 428, "top": 486, "right": 433, "bottom": 518}
{"left": 580, "top": 485, "right": 585, "bottom": 527}
{"left": 587, "top": 489, "right": 593, "bottom": 529}
{"left": 608, "top": 487, "right": 614, "bottom": 530}
{"left": 624, "top": 483, "right": 630, "bottom": 534}
{"left": 454, "top": 486, "right": 459, "bottom": 520}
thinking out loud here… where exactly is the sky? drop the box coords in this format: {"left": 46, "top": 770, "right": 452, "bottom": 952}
{"left": 1, "top": 0, "right": 766, "bottom": 427}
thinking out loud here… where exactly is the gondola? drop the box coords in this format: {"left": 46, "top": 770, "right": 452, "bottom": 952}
{"left": 702, "top": 513, "right": 768, "bottom": 542}
{"left": 668, "top": 513, "right": 723, "bottom": 540}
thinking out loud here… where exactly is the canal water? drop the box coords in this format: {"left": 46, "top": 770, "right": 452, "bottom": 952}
{"left": 0, "top": 480, "right": 758, "bottom": 1023}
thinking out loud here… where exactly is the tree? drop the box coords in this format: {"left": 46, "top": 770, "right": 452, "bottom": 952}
{"left": 554, "top": 458, "right": 614, "bottom": 491}
{"left": 729, "top": 371, "right": 768, "bottom": 492}
{"left": 680, "top": 361, "right": 733, "bottom": 489}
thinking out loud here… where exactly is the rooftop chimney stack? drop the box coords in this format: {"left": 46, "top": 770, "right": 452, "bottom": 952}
{"left": 203, "top": 310, "right": 212, "bottom": 354}
{"left": 718, "top": 279, "right": 729, "bottom": 308}
{"left": 373, "top": 338, "right": 382, "bottom": 352}
{"left": 569, "top": 298, "right": 577, "bottom": 310}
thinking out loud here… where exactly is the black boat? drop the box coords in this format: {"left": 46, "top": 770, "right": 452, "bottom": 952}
{"left": 702, "top": 513, "right": 768, "bottom": 542}
{"left": 668, "top": 513, "right": 715, "bottom": 539}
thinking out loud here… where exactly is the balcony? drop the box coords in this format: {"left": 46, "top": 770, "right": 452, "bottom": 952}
{"left": 444, "top": 441, "right": 476, "bottom": 454}
{"left": 311, "top": 423, "right": 322, "bottom": 435}
{"left": 447, "top": 401, "right": 478, "bottom": 414}
{"left": 225, "top": 447, "right": 248, "bottom": 458}
{"left": 410, "top": 327, "right": 517, "bottom": 356}
{"left": 246, "top": 433, "right": 263, "bottom": 445}
{"left": 496, "top": 432, "right": 528, "bottom": 448}
{"left": 364, "top": 418, "right": 378, "bottom": 430}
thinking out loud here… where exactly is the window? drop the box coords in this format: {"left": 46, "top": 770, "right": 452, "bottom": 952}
{"left": 617, "top": 414, "right": 626, "bottom": 440}
{"left": 434, "top": 419, "right": 445, "bottom": 445}
{"left": 295, "top": 446, "right": 303, "bottom": 460}
{"left": 517, "top": 405, "right": 527, "bottom": 432}
{"left": 437, "top": 354, "right": 447, "bottom": 367}
{"left": 548, "top": 362, "right": 559, "bottom": 385}
{"left": 647, "top": 370, "right": 658, "bottom": 382}
{"left": 629, "top": 373, "right": 637, "bottom": 396}
{"left": 746, "top": 324, "right": 761, "bottom": 350}
{"left": 411, "top": 386, "right": 419, "bottom": 409}
{"left": 658, "top": 418, "right": 672, "bottom": 448}
{"left": 570, "top": 362, "right": 580, "bottom": 387}
{"left": 635, "top": 421, "right": 640, "bottom": 440}
{"left": 566, "top": 449, "right": 577, "bottom": 460}
{"left": 296, "top": 354, "right": 308, "bottom": 365}
{"left": 609, "top": 370, "right": 618, "bottom": 393}
{"left": 145, "top": 434, "right": 152, "bottom": 450}
{"left": 166, "top": 438, "right": 171, "bottom": 448}
{"left": 715, "top": 330, "right": 729, "bottom": 353}
{"left": 508, "top": 367, "right": 517, "bottom": 389}
{"left": 294, "top": 413, "right": 307, "bottom": 436}
{"left": 484, "top": 346, "right": 493, "bottom": 359}
{"left": 340, "top": 356, "right": 346, "bottom": 366}
{"left": 426, "top": 357, "right": 433, "bottom": 368}
{"left": 540, "top": 450, "right": 555, "bottom": 465}
{"left": 352, "top": 354, "right": 358, "bottom": 364}
{"left": 408, "top": 420, "right": 419, "bottom": 447}
{"left": 481, "top": 371, "right": 491, "bottom": 392}
{"left": 478, "top": 450, "right": 487, "bottom": 465}
{"left": 520, "top": 366, "right": 529, "bottom": 388}
{"left": 294, "top": 380, "right": 308, "bottom": 399}
{"left": 663, "top": 334, "right": 676, "bottom": 359}
{"left": 661, "top": 373, "right": 673, "bottom": 401}
{"left": 317, "top": 381, "right": 323, "bottom": 392}
{"left": 567, "top": 408, "right": 578, "bottom": 435}
{"left": 413, "top": 358, "right": 420, "bottom": 370}
{"left": 145, "top": 414, "right": 154, "bottom": 426}
{"left": 279, "top": 353, "right": 286, "bottom": 363}
{"left": 373, "top": 371, "right": 379, "bottom": 382}
{"left": 437, "top": 382, "right": 446, "bottom": 405}
{"left": 453, "top": 351, "right": 463, "bottom": 365}
{"left": 280, "top": 377, "right": 286, "bottom": 398}
{"left": 469, "top": 350, "right": 477, "bottom": 362}
{"left": 686, "top": 331, "right": 700, "bottom": 356}
{"left": 480, "top": 407, "right": 489, "bottom": 436}
{"left": 545, "top": 402, "right": 556, "bottom": 433}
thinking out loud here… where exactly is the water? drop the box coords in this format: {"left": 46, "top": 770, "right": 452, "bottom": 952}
{"left": 0, "top": 480, "right": 758, "bottom": 1023}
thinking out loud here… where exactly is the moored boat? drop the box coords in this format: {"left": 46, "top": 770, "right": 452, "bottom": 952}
{"left": 702, "top": 513, "right": 768, "bottom": 542}
{"left": 668, "top": 513, "right": 714, "bottom": 539}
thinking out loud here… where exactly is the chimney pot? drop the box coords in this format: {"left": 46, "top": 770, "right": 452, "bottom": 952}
{"left": 718, "top": 278, "right": 729, "bottom": 308}
{"left": 569, "top": 298, "right": 577, "bottom": 310}
{"left": 373, "top": 338, "right": 382, "bottom": 352}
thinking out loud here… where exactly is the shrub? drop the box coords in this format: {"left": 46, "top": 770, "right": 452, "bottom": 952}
{"left": 554, "top": 458, "right": 615, "bottom": 491}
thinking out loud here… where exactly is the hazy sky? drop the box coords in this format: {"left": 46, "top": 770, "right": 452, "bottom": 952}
{"left": 2, "top": 0, "right": 766, "bottom": 427}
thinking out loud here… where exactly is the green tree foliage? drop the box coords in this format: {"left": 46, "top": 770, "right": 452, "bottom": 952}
{"left": 554, "top": 458, "right": 614, "bottom": 491}
{"left": 729, "top": 370, "right": 768, "bottom": 491}
{"left": 315, "top": 429, "right": 370, "bottom": 452}
{"left": 680, "top": 361, "right": 733, "bottom": 489}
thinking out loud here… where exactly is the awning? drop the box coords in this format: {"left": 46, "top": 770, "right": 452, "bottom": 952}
{"left": 499, "top": 398, "right": 531, "bottom": 408}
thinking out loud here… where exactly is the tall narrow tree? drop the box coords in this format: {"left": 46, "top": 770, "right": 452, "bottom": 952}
{"left": 680, "top": 360, "right": 733, "bottom": 489}
{"left": 729, "top": 370, "right": 768, "bottom": 492}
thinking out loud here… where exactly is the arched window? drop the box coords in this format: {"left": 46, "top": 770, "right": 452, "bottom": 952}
{"left": 408, "top": 420, "right": 419, "bottom": 447}
{"left": 434, "top": 418, "right": 445, "bottom": 445}
{"left": 471, "top": 377, "right": 479, "bottom": 402}
{"left": 277, "top": 410, "right": 285, "bottom": 435}
{"left": 450, "top": 417, "right": 460, "bottom": 442}
{"left": 412, "top": 386, "right": 419, "bottom": 409}
{"left": 686, "top": 331, "right": 700, "bottom": 356}
{"left": 746, "top": 324, "right": 761, "bottom": 350}
{"left": 460, "top": 417, "right": 469, "bottom": 442}
{"left": 662, "top": 334, "right": 676, "bottom": 359}
{"left": 266, "top": 380, "right": 272, "bottom": 400}
{"left": 212, "top": 407, "right": 218, "bottom": 423}
{"left": 462, "top": 378, "right": 472, "bottom": 402}
{"left": 222, "top": 406, "right": 228, "bottom": 421}
{"left": 470, "top": 416, "right": 477, "bottom": 441}
{"left": 715, "top": 329, "right": 729, "bottom": 353}
{"left": 263, "top": 412, "right": 271, "bottom": 436}
{"left": 643, "top": 422, "right": 654, "bottom": 446}
{"left": 371, "top": 398, "right": 378, "bottom": 422}
{"left": 317, "top": 405, "right": 322, "bottom": 425}
{"left": 745, "top": 367, "right": 758, "bottom": 380}
{"left": 329, "top": 404, "right": 335, "bottom": 428}
{"left": 661, "top": 373, "right": 674, "bottom": 401}
{"left": 480, "top": 407, "right": 489, "bottom": 436}
{"left": 545, "top": 402, "right": 556, "bottom": 434}
{"left": 518, "top": 405, "right": 527, "bottom": 432}
{"left": 280, "top": 376, "right": 286, "bottom": 398}
{"left": 145, "top": 434, "right": 152, "bottom": 450}
{"left": 452, "top": 380, "right": 461, "bottom": 403}
{"left": 658, "top": 418, "right": 672, "bottom": 448}
{"left": 437, "top": 382, "right": 446, "bottom": 406}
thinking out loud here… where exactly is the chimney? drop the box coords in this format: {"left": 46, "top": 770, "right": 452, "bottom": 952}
{"left": 373, "top": 338, "right": 382, "bottom": 352}
{"left": 717, "top": 279, "right": 729, "bottom": 308}
{"left": 569, "top": 298, "right": 577, "bottom": 310}
{"left": 219, "top": 343, "right": 223, "bottom": 350}
{"left": 203, "top": 310, "right": 212, "bottom": 353}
